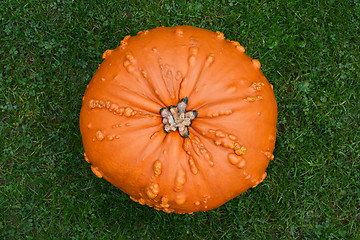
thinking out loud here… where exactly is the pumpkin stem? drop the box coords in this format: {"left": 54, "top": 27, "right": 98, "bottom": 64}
{"left": 160, "top": 97, "right": 198, "bottom": 138}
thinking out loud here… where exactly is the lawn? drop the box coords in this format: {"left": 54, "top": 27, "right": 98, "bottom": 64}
{"left": 1, "top": 0, "right": 359, "bottom": 239}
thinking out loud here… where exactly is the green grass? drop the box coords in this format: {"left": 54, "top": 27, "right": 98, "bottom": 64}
{"left": 1, "top": 0, "right": 359, "bottom": 239}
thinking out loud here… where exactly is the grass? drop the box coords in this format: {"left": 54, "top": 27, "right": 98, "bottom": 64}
{"left": 1, "top": 0, "right": 359, "bottom": 239}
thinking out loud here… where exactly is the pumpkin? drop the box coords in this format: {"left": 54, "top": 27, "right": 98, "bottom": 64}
{"left": 79, "top": 26, "right": 277, "bottom": 214}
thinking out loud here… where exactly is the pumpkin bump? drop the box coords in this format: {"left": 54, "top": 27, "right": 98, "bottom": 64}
{"left": 79, "top": 26, "right": 277, "bottom": 214}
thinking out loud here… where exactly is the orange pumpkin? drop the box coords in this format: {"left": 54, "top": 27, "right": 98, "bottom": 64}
{"left": 79, "top": 26, "right": 277, "bottom": 214}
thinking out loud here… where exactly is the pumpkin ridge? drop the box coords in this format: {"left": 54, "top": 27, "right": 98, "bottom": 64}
{"left": 138, "top": 56, "right": 180, "bottom": 106}
{"left": 158, "top": 57, "right": 181, "bottom": 105}
{"left": 183, "top": 133, "right": 230, "bottom": 207}
{"left": 194, "top": 92, "right": 267, "bottom": 119}
{"left": 136, "top": 129, "right": 166, "bottom": 166}
{"left": 87, "top": 97, "right": 150, "bottom": 118}
{"left": 106, "top": 84, "right": 164, "bottom": 114}
{"left": 190, "top": 121, "right": 248, "bottom": 158}
{"left": 194, "top": 97, "right": 245, "bottom": 118}
{"left": 179, "top": 48, "right": 215, "bottom": 100}
{"left": 184, "top": 132, "right": 214, "bottom": 168}
{"left": 120, "top": 51, "right": 168, "bottom": 108}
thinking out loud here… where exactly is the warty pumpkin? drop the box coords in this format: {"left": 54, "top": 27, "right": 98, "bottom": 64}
{"left": 79, "top": 25, "right": 277, "bottom": 214}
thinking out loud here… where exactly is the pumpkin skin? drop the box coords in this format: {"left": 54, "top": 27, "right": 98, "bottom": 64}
{"left": 79, "top": 26, "right": 277, "bottom": 214}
